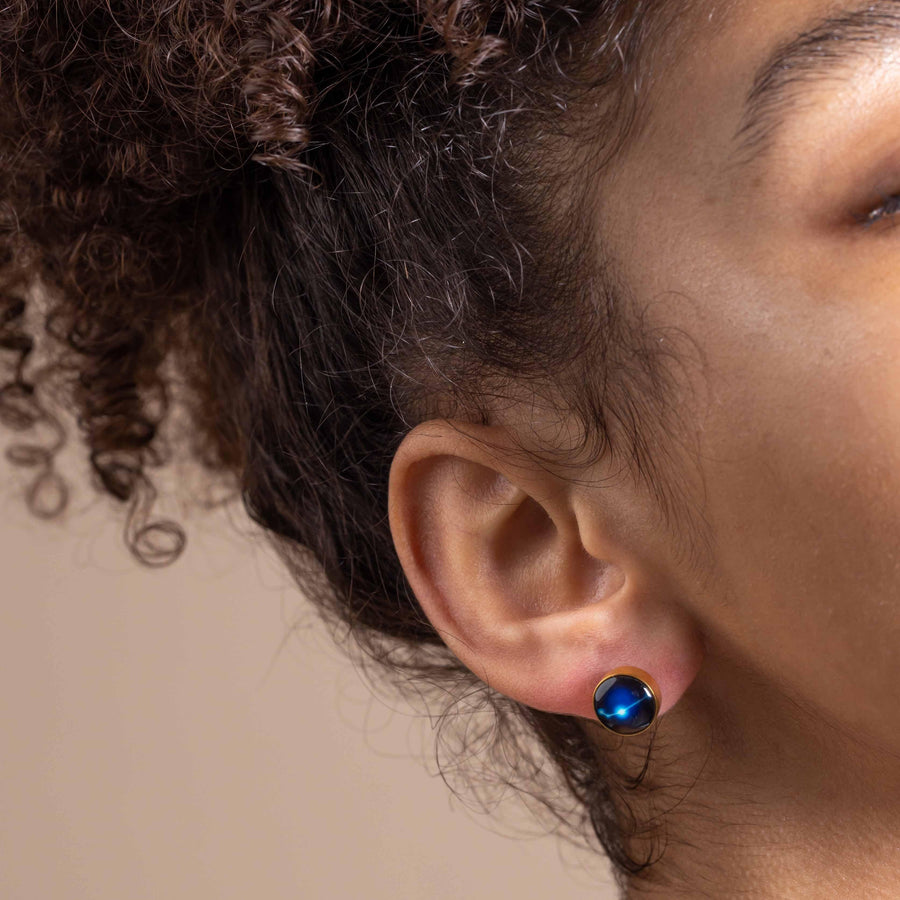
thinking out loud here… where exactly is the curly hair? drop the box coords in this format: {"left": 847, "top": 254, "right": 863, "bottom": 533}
{"left": 0, "top": 0, "right": 696, "bottom": 890}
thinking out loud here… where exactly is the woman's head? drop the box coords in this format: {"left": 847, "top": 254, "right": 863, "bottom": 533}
{"left": 5, "top": 1, "right": 900, "bottom": 896}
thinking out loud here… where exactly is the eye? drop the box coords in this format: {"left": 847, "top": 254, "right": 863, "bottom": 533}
{"left": 854, "top": 191, "right": 900, "bottom": 228}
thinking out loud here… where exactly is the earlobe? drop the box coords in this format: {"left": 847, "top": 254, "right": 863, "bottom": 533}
{"left": 388, "top": 419, "right": 704, "bottom": 731}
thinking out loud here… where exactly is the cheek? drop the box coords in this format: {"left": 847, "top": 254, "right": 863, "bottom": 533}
{"left": 603, "top": 164, "right": 900, "bottom": 743}
{"left": 687, "top": 278, "right": 900, "bottom": 743}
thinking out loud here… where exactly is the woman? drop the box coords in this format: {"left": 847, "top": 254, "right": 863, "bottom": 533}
{"left": 1, "top": 1, "right": 896, "bottom": 896}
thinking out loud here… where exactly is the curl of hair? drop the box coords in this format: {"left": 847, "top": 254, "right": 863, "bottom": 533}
{"left": 0, "top": 0, "right": 691, "bottom": 889}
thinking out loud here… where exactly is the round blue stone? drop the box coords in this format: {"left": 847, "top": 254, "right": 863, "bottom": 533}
{"left": 593, "top": 673, "right": 657, "bottom": 735}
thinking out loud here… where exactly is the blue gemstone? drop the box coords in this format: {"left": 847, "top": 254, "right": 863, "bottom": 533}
{"left": 593, "top": 673, "right": 657, "bottom": 735}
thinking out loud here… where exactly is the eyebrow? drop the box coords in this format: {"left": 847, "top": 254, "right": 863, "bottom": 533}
{"left": 733, "top": 0, "right": 900, "bottom": 167}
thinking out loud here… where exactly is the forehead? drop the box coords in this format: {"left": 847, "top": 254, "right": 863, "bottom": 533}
{"left": 638, "top": 1, "right": 832, "bottom": 157}
{"left": 603, "top": 0, "right": 892, "bottom": 209}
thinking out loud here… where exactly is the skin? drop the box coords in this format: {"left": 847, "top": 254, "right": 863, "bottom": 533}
{"left": 389, "top": 1, "right": 900, "bottom": 897}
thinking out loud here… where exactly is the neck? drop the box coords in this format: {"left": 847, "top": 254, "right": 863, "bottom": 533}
{"left": 597, "top": 644, "right": 900, "bottom": 899}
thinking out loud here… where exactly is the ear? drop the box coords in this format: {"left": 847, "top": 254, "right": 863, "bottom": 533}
{"left": 387, "top": 419, "right": 703, "bottom": 723}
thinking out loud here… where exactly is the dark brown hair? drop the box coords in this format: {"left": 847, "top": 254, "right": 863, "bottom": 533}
{"left": 0, "top": 1, "right": 694, "bottom": 891}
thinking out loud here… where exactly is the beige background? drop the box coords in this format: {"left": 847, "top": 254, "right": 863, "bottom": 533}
{"left": 0, "top": 444, "right": 618, "bottom": 899}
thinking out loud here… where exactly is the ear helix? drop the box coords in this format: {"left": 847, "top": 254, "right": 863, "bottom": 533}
{"left": 592, "top": 666, "right": 661, "bottom": 735}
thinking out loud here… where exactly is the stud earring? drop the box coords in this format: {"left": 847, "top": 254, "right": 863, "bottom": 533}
{"left": 592, "top": 666, "right": 661, "bottom": 735}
